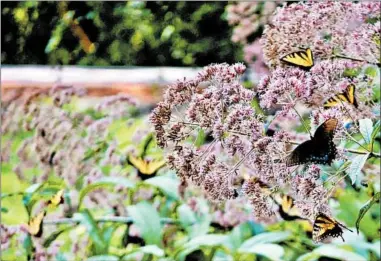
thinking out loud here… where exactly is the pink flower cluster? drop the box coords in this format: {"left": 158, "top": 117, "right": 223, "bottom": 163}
{"left": 150, "top": 63, "right": 336, "bottom": 221}
{"left": 261, "top": 1, "right": 380, "bottom": 68}
{"left": 258, "top": 1, "right": 380, "bottom": 122}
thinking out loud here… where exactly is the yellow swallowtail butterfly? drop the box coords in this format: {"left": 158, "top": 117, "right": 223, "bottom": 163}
{"left": 26, "top": 211, "right": 46, "bottom": 237}
{"left": 324, "top": 84, "right": 358, "bottom": 109}
{"left": 312, "top": 212, "right": 353, "bottom": 242}
{"left": 128, "top": 155, "right": 166, "bottom": 180}
{"left": 47, "top": 189, "right": 65, "bottom": 208}
{"left": 280, "top": 48, "right": 314, "bottom": 70}
{"left": 273, "top": 194, "right": 303, "bottom": 221}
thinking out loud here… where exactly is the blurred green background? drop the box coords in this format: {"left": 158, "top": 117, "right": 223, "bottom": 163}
{"left": 2, "top": 1, "right": 242, "bottom": 66}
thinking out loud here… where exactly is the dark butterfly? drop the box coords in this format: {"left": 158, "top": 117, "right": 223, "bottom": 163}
{"left": 280, "top": 48, "right": 314, "bottom": 70}
{"left": 285, "top": 118, "right": 338, "bottom": 166}
{"left": 313, "top": 212, "right": 353, "bottom": 242}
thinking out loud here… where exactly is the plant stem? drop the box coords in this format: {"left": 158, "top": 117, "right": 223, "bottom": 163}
{"left": 286, "top": 140, "right": 380, "bottom": 157}
{"left": 293, "top": 107, "right": 312, "bottom": 138}
{"left": 333, "top": 54, "right": 380, "bottom": 67}
{"left": 44, "top": 216, "right": 179, "bottom": 225}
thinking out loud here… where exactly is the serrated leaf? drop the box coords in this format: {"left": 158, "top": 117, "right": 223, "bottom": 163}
{"left": 145, "top": 176, "right": 179, "bottom": 199}
{"left": 238, "top": 243, "right": 284, "bottom": 260}
{"left": 359, "top": 118, "right": 373, "bottom": 144}
{"left": 348, "top": 154, "right": 369, "bottom": 184}
{"left": 86, "top": 255, "right": 118, "bottom": 261}
{"left": 74, "top": 210, "right": 107, "bottom": 254}
{"left": 356, "top": 192, "right": 381, "bottom": 234}
{"left": 239, "top": 231, "right": 291, "bottom": 250}
{"left": 78, "top": 177, "right": 135, "bottom": 208}
{"left": 127, "top": 201, "right": 162, "bottom": 246}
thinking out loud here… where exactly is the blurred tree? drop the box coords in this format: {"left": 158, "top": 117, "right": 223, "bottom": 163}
{"left": 2, "top": 1, "right": 242, "bottom": 66}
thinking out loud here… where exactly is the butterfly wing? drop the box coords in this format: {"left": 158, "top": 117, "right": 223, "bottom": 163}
{"left": 311, "top": 118, "right": 338, "bottom": 164}
{"left": 324, "top": 84, "right": 358, "bottom": 109}
{"left": 48, "top": 189, "right": 64, "bottom": 208}
{"left": 313, "top": 213, "right": 352, "bottom": 242}
{"left": 281, "top": 48, "right": 314, "bottom": 69}
{"left": 145, "top": 159, "right": 166, "bottom": 175}
{"left": 27, "top": 211, "right": 46, "bottom": 237}
{"left": 286, "top": 119, "right": 337, "bottom": 166}
{"left": 285, "top": 140, "right": 316, "bottom": 166}
{"left": 129, "top": 155, "right": 165, "bottom": 179}
{"left": 345, "top": 84, "right": 358, "bottom": 108}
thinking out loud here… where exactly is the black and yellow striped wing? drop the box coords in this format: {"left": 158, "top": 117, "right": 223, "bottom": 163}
{"left": 280, "top": 48, "right": 314, "bottom": 69}
{"left": 27, "top": 211, "right": 46, "bottom": 237}
{"left": 312, "top": 213, "right": 352, "bottom": 242}
{"left": 47, "top": 189, "right": 64, "bottom": 208}
{"left": 324, "top": 84, "right": 358, "bottom": 109}
{"left": 273, "top": 194, "right": 303, "bottom": 220}
{"left": 128, "top": 155, "right": 165, "bottom": 180}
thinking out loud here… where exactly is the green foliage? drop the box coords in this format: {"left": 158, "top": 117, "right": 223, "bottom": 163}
{"left": 2, "top": 2, "right": 242, "bottom": 66}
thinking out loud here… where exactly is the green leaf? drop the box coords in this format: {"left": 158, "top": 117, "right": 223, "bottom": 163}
{"left": 177, "top": 204, "right": 196, "bottom": 229}
{"left": 239, "top": 231, "right": 291, "bottom": 250}
{"left": 23, "top": 234, "right": 33, "bottom": 258}
{"left": 312, "top": 245, "right": 367, "bottom": 261}
{"left": 136, "top": 245, "right": 165, "bottom": 256}
{"left": 78, "top": 177, "right": 135, "bottom": 208}
{"left": 23, "top": 183, "right": 43, "bottom": 214}
{"left": 359, "top": 118, "right": 373, "bottom": 144}
{"left": 364, "top": 66, "right": 378, "bottom": 78}
{"left": 1, "top": 207, "right": 8, "bottom": 213}
{"left": 86, "top": 255, "right": 119, "bottom": 261}
{"left": 238, "top": 243, "right": 284, "bottom": 260}
{"left": 348, "top": 154, "right": 369, "bottom": 184}
{"left": 228, "top": 223, "right": 252, "bottom": 251}
{"left": 145, "top": 176, "right": 179, "bottom": 199}
{"left": 183, "top": 234, "right": 228, "bottom": 249}
{"left": 74, "top": 210, "right": 107, "bottom": 254}
{"left": 102, "top": 225, "right": 118, "bottom": 248}
{"left": 356, "top": 192, "right": 381, "bottom": 234}
{"left": 127, "top": 201, "right": 162, "bottom": 246}
{"left": 371, "top": 120, "right": 380, "bottom": 150}
{"left": 43, "top": 227, "right": 73, "bottom": 248}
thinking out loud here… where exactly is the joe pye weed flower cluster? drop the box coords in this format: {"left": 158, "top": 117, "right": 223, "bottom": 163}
{"left": 151, "top": 1, "right": 381, "bottom": 224}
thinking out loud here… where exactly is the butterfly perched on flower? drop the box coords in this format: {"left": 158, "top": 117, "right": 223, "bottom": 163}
{"left": 128, "top": 155, "right": 166, "bottom": 180}
{"left": 273, "top": 194, "right": 303, "bottom": 221}
{"left": 280, "top": 48, "right": 314, "bottom": 70}
{"left": 47, "top": 189, "right": 65, "bottom": 208}
{"left": 324, "top": 84, "right": 358, "bottom": 109}
{"left": 285, "top": 118, "right": 338, "bottom": 166}
{"left": 26, "top": 211, "right": 46, "bottom": 237}
{"left": 312, "top": 212, "right": 353, "bottom": 242}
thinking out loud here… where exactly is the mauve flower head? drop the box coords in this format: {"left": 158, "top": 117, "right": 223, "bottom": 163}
{"left": 261, "top": 2, "right": 380, "bottom": 68}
